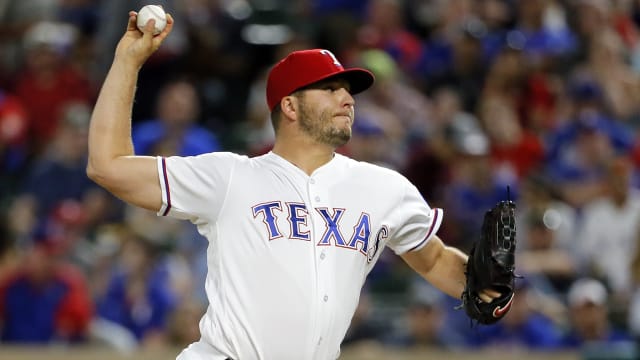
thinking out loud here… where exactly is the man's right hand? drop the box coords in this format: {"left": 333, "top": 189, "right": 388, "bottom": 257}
{"left": 114, "top": 10, "right": 174, "bottom": 69}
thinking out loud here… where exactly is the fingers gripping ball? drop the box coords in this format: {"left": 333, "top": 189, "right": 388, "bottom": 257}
{"left": 137, "top": 5, "right": 167, "bottom": 35}
{"left": 461, "top": 200, "right": 517, "bottom": 325}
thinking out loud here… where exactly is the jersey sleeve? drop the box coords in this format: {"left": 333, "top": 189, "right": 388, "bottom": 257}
{"left": 156, "top": 152, "right": 242, "bottom": 223}
{"left": 385, "top": 180, "right": 443, "bottom": 255}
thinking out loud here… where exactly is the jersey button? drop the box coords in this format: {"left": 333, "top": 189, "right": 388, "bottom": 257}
{"left": 320, "top": 252, "right": 326, "bottom": 260}
{"left": 310, "top": 178, "right": 316, "bottom": 184}
{"left": 314, "top": 196, "right": 321, "bottom": 202}
{"left": 323, "top": 295, "right": 328, "bottom": 302}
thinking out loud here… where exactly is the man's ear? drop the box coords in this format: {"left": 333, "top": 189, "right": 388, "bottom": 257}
{"left": 280, "top": 95, "right": 298, "bottom": 120}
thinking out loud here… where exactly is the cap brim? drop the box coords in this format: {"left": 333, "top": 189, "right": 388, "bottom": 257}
{"left": 337, "top": 68, "right": 375, "bottom": 95}
{"left": 300, "top": 68, "right": 375, "bottom": 95}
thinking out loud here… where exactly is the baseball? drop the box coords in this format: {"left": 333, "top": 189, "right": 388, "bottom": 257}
{"left": 136, "top": 5, "right": 167, "bottom": 35}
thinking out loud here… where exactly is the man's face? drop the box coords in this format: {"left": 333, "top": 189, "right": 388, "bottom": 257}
{"left": 294, "top": 78, "right": 354, "bottom": 148}
{"left": 571, "top": 302, "right": 608, "bottom": 340}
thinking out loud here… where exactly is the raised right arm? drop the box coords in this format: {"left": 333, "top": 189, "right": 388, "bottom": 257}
{"left": 87, "top": 11, "right": 174, "bottom": 212}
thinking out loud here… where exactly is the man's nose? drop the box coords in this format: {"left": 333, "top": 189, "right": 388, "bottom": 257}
{"left": 337, "top": 87, "right": 355, "bottom": 107}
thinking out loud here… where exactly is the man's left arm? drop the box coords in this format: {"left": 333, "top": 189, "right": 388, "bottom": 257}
{"left": 401, "top": 235, "right": 499, "bottom": 303}
{"left": 400, "top": 235, "right": 467, "bottom": 299}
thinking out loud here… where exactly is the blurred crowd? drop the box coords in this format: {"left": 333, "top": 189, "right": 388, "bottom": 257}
{"left": 1, "top": 0, "right": 640, "bottom": 357}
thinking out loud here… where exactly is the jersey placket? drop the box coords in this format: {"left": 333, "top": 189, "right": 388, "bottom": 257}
{"left": 307, "top": 174, "right": 334, "bottom": 359}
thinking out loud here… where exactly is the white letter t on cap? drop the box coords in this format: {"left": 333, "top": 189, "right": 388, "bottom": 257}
{"left": 320, "top": 50, "right": 342, "bottom": 67}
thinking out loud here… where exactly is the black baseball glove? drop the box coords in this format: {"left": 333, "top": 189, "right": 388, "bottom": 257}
{"left": 461, "top": 200, "right": 517, "bottom": 325}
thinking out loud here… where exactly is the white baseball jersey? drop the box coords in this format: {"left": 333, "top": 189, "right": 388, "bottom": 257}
{"left": 157, "top": 151, "right": 442, "bottom": 360}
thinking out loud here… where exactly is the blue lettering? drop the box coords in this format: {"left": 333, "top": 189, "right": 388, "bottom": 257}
{"left": 252, "top": 202, "right": 283, "bottom": 240}
{"left": 348, "top": 213, "right": 371, "bottom": 255}
{"left": 252, "top": 201, "right": 378, "bottom": 259}
{"left": 287, "top": 203, "right": 310, "bottom": 241}
{"left": 316, "top": 208, "right": 347, "bottom": 247}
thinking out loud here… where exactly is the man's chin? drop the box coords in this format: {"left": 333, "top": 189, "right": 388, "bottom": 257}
{"left": 315, "top": 127, "right": 351, "bottom": 148}
{"left": 331, "top": 131, "right": 351, "bottom": 148}
{"left": 322, "top": 136, "right": 350, "bottom": 148}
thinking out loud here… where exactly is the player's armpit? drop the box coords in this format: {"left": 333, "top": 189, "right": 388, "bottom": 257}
{"left": 87, "top": 155, "right": 162, "bottom": 212}
{"left": 400, "top": 235, "right": 467, "bottom": 300}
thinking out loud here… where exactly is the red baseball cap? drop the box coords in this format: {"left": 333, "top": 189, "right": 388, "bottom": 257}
{"left": 266, "top": 49, "right": 375, "bottom": 111}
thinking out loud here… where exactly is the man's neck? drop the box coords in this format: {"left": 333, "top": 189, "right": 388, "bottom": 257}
{"left": 272, "top": 140, "right": 335, "bottom": 175}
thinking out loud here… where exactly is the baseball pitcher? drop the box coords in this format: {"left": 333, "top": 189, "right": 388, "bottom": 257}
{"left": 87, "top": 10, "right": 516, "bottom": 360}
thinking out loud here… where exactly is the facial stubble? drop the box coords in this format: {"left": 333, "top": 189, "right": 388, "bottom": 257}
{"left": 296, "top": 96, "right": 352, "bottom": 148}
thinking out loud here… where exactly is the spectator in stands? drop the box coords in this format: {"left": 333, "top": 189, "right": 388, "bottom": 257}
{"left": 575, "top": 156, "right": 640, "bottom": 304}
{"left": 511, "top": 0, "right": 577, "bottom": 65}
{"left": 479, "top": 96, "right": 544, "bottom": 180}
{"left": 383, "top": 282, "right": 465, "bottom": 350}
{"left": 570, "top": 0, "right": 640, "bottom": 71}
{"left": 7, "top": 102, "right": 109, "bottom": 245}
{"left": 0, "top": 0, "right": 63, "bottom": 79}
{"left": 585, "top": 28, "right": 640, "bottom": 124}
{"left": 414, "top": 17, "right": 488, "bottom": 112}
{"left": 132, "top": 77, "right": 220, "bottom": 157}
{"left": 94, "top": 231, "right": 178, "bottom": 348}
{"left": 545, "top": 76, "right": 634, "bottom": 208}
{"left": 357, "top": 0, "right": 424, "bottom": 73}
{"left": 561, "top": 277, "right": 633, "bottom": 349}
{"left": 466, "top": 278, "right": 563, "bottom": 350}
{"left": 13, "top": 21, "right": 94, "bottom": 154}
{"left": 0, "top": 231, "right": 93, "bottom": 343}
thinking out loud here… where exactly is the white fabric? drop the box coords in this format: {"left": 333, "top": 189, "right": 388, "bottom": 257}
{"left": 576, "top": 189, "right": 640, "bottom": 293}
{"left": 157, "top": 151, "right": 442, "bottom": 360}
